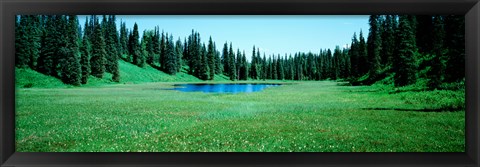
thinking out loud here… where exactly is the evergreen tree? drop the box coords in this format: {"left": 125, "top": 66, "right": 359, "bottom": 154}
{"left": 144, "top": 30, "right": 155, "bottom": 65}
{"left": 196, "top": 44, "right": 210, "bottom": 80}
{"left": 228, "top": 43, "right": 237, "bottom": 80}
{"left": 222, "top": 42, "right": 229, "bottom": 76}
{"left": 272, "top": 55, "right": 278, "bottom": 80}
{"left": 427, "top": 15, "right": 446, "bottom": 89}
{"left": 236, "top": 49, "right": 242, "bottom": 80}
{"left": 381, "top": 15, "right": 397, "bottom": 66}
{"left": 415, "top": 15, "right": 434, "bottom": 55}
{"left": 333, "top": 47, "right": 342, "bottom": 80}
{"left": 357, "top": 30, "right": 368, "bottom": 77}
{"left": 444, "top": 15, "right": 465, "bottom": 82}
{"left": 53, "top": 15, "right": 69, "bottom": 78}
{"left": 90, "top": 16, "right": 107, "bottom": 78}
{"left": 349, "top": 33, "right": 360, "bottom": 78}
{"left": 342, "top": 48, "right": 351, "bottom": 79}
{"left": 80, "top": 32, "right": 91, "bottom": 84}
{"left": 207, "top": 37, "right": 216, "bottom": 80}
{"left": 393, "top": 15, "right": 417, "bottom": 87}
{"left": 250, "top": 46, "right": 258, "bottom": 79}
{"left": 175, "top": 38, "right": 184, "bottom": 72}
{"left": 38, "top": 16, "right": 57, "bottom": 76}
{"left": 127, "top": 30, "right": 133, "bottom": 62}
{"left": 288, "top": 55, "right": 294, "bottom": 80}
{"left": 60, "top": 15, "right": 82, "bottom": 85}
{"left": 215, "top": 49, "right": 223, "bottom": 75}
{"left": 152, "top": 27, "right": 161, "bottom": 66}
{"left": 267, "top": 57, "right": 273, "bottom": 79}
{"left": 164, "top": 34, "right": 177, "bottom": 75}
{"left": 160, "top": 31, "right": 166, "bottom": 70}
{"left": 104, "top": 15, "right": 120, "bottom": 82}
{"left": 240, "top": 52, "right": 248, "bottom": 80}
{"left": 278, "top": 55, "right": 284, "bottom": 80}
{"left": 130, "top": 23, "right": 140, "bottom": 66}
{"left": 367, "top": 15, "right": 382, "bottom": 80}
{"left": 119, "top": 21, "right": 128, "bottom": 57}
{"left": 16, "top": 15, "right": 41, "bottom": 69}
{"left": 49, "top": 15, "right": 69, "bottom": 78}
{"left": 261, "top": 54, "right": 267, "bottom": 80}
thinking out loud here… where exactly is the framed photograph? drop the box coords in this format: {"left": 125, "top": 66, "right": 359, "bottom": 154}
{"left": 1, "top": 0, "right": 479, "bottom": 166}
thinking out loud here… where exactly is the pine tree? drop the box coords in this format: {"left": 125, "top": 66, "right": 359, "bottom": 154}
{"left": 207, "top": 37, "right": 216, "bottom": 80}
{"left": 152, "top": 27, "right": 161, "bottom": 66}
{"left": 105, "top": 15, "right": 120, "bottom": 82}
{"left": 342, "top": 48, "right": 351, "bottom": 79}
{"left": 250, "top": 46, "right": 258, "bottom": 80}
{"left": 288, "top": 55, "right": 294, "bottom": 80}
{"left": 427, "top": 15, "right": 446, "bottom": 89}
{"left": 393, "top": 15, "right": 417, "bottom": 87}
{"left": 316, "top": 52, "right": 323, "bottom": 80}
{"left": 222, "top": 42, "right": 229, "bottom": 76}
{"left": 381, "top": 15, "right": 397, "bottom": 67}
{"left": 37, "top": 16, "right": 57, "bottom": 76}
{"left": 127, "top": 30, "right": 133, "bottom": 62}
{"left": 16, "top": 15, "right": 41, "bottom": 69}
{"left": 175, "top": 38, "right": 184, "bottom": 72}
{"left": 144, "top": 30, "right": 155, "bottom": 65}
{"left": 444, "top": 15, "right": 465, "bottom": 82}
{"left": 215, "top": 49, "right": 223, "bottom": 75}
{"left": 164, "top": 34, "right": 177, "bottom": 75}
{"left": 278, "top": 55, "right": 284, "bottom": 80}
{"left": 357, "top": 30, "right": 368, "bottom": 77}
{"left": 415, "top": 15, "right": 434, "bottom": 55}
{"left": 262, "top": 54, "right": 267, "bottom": 80}
{"left": 90, "top": 16, "right": 107, "bottom": 78}
{"left": 130, "top": 23, "right": 140, "bottom": 66}
{"left": 80, "top": 32, "right": 91, "bottom": 84}
{"left": 267, "top": 57, "right": 273, "bottom": 79}
{"left": 53, "top": 15, "right": 69, "bottom": 78}
{"left": 195, "top": 44, "right": 209, "bottom": 80}
{"left": 240, "top": 52, "right": 248, "bottom": 80}
{"left": 228, "top": 43, "right": 237, "bottom": 80}
{"left": 236, "top": 49, "right": 242, "bottom": 80}
{"left": 119, "top": 21, "right": 128, "bottom": 57}
{"left": 160, "top": 31, "right": 167, "bottom": 70}
{"left": 272, "top": 55, "right": 278, "bottom": 80}
{"left": 138, "top": 33, "right": 147, "bottom": 68}
{"left": 349, "top": 33, "right": 360, "bottom": 78}
{"left": 60, "top": 15, "right": 82, "bottom": 85}
{"left": 333, "top": 47, "right": 342, "bottom": 80}
{"left": 367, "top": 15, "right": 382, "bottom": 81}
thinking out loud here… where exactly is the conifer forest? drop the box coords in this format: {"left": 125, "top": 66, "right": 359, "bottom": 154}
{"left": 15, "top": 15, "right": 465, "bottom": 152}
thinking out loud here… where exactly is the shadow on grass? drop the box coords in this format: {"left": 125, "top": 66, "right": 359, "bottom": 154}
{"left": 361, "top": 107, "right": 462, "bottom": 112}
{"left": 346, "top": 89, "right": 383, "bottom": 93}
{"left": 388, "top": 89, "right": 428, "bottom": 94}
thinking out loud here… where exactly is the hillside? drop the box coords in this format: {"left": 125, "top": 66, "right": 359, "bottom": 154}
{"left": 15, "top": 60, "right": 232, "bottom": 88}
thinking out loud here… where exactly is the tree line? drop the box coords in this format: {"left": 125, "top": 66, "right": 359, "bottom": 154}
{"left": 15, "top": 15, "right": 464, "bottom": 89}
{"left": 349, "top": 15, "right": 464, "bottom": 89}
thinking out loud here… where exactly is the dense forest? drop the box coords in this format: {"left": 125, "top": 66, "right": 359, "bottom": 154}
{"left": 15, "top": 15, "right": 465, "bottom": 90}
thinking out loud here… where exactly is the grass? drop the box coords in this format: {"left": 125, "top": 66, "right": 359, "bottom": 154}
{"left": 15, "top": 80, "right": 465, "bottom": 152}
{"left": 15, "top": 60, "right": 202, "bottom": 89}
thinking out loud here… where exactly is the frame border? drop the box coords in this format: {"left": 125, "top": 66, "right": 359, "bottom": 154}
{"left": 1, "top": 0, "right": 479, "bottom": 167}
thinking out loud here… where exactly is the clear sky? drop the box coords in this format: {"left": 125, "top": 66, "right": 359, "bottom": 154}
{"left": 78, "top": 15, "right": 369, "bottom": 59}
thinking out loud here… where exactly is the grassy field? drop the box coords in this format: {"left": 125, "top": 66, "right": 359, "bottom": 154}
{"left": 15, "top": 80, "right": 465, "bottom": 152}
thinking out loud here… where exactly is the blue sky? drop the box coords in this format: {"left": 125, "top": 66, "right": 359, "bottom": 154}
{"left": 78, "top": 15, "right": 369, "bottom": 59}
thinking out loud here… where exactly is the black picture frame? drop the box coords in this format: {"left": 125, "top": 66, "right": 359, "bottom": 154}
{"left": 1, "top": 0, "right": 479, "bottom": 167}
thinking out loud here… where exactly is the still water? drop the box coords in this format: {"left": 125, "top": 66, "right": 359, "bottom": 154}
{"left": 172, "top": 83, "right": 281, "bottom": 93}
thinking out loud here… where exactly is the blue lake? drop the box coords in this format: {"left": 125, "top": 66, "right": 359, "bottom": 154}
{"left": 172, "top": 83, "right": 281, "bottom": 94}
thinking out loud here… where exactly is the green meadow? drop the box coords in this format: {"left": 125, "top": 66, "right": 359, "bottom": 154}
{"left": 15, "top": 62, "right": 465, "bottom": 152}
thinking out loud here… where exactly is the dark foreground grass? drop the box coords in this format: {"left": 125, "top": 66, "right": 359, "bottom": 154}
{"left": 15, "top": 81, "right": 464, "bottom": 152}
